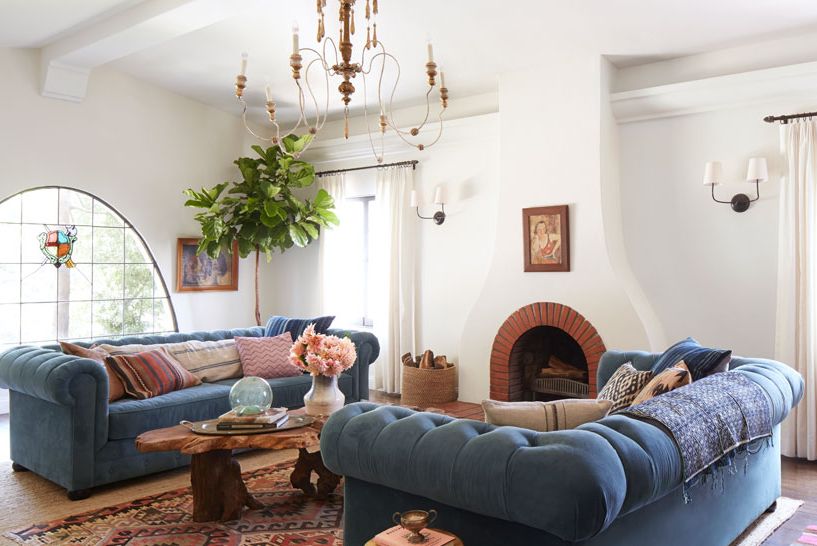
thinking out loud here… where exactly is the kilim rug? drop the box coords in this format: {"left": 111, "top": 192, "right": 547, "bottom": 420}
{"left": 4, "top": 460, "right": 343, "bottom": 545}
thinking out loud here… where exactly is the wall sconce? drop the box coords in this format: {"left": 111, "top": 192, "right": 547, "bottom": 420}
{"left": 410, "top": 186, "right": 446, "bottom": 225}
{"left": 703, "top": 157, "right": 768, "bottom": 213}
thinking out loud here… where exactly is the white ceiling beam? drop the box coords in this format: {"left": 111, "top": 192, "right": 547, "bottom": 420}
{"left": 41, "top": 0, "right": 254, "bottom": 102}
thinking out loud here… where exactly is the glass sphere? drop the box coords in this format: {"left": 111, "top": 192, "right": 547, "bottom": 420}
{"left": 229, "top": 376, "right": 273, "bottom": 415}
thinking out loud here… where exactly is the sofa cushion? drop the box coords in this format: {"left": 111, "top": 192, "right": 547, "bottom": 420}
{"left": 96, "top": 339, "right": 243, "bottom": 382}
{"left": 651, "top": 337, "right": 732, "bottom": 380}
{"left": 108, "top": 383, "right": 232, "bottom": 440}
{"left": 264, "top": 315, "right": 335, "bottom": 339}
{"left": 597, "top": 363, "right": 653, "bottom": 413}
{"left": 60, "top": 341, "right": 126, "bottom": 402}
{"left": 631, "top": 361, "right": 691, "bottom": 406}
{"left": 235, "top": 333, "right": 302, "bottom": 379}
{"left": 481, "top": 399, "right": 612, "bottom": 431}
{"left": 107, "top": 349, "right": 201, "bottom": 399}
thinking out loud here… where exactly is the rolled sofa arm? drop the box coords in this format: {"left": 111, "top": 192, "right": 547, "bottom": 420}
{"left": 332, "top": 330, "right": 380, "bottom": 401}
{"left": 0, "top": 346, "right": 109, "bottom": 406}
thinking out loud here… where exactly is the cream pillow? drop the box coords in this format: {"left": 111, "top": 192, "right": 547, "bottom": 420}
{"left": 95, "top": 339, "right": 242, "bottom": 382}
{"left": 482, "top": 398, "right": 613, "bottom": 432}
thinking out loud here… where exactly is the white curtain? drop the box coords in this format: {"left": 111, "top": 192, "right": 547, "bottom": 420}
{"left": 777, "top": 120, "right": 817, "bottom": 460}
{"left": 371, "top": 166, "right": 416, "bottom": 394}
{"left": 318, "top": 173, "right": 351, "bottom": 319}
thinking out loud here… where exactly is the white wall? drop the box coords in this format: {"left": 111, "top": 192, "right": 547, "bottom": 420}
{"left": 0, "top": 47, "right": 258, "bottom": 333}
{"left": 618, "top": 100, "right": 810, "bottom": 358}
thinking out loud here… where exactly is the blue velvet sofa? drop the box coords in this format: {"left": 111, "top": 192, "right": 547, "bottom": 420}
{"left": 0, "top": 325, "right": 379, "bottom": 499}
{"left": 321, "top": 351, "right": 803, "bottom": 546}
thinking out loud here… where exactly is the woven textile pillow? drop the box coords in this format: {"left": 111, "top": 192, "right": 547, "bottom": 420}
{"left": 264, "top": 315, "right": 335, "bottom": 340}
{"left": 96, "top": 339, "right": 242, "bottom": 383}
{"left": 597, "top": 363, "right": 653, "bottom": 413}
{"left": 60, "top": 341, "right": 126, "bottom": 402}
{"left": 631, "top": 361, "right": 692, "bottom": 406}
{"left": 106, "top": 349, "right": 201, "bottom": 399}
{"left": 481, "top": 398, "right": 613, "bottom": 432}
{"left": 650, "top": 337, "right": 732, "bottom": 380}
{"left": 235, "top": 333, "right": 302, "bottom": 379}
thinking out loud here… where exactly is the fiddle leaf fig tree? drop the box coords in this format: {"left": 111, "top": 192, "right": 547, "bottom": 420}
{"left": 183, "top": 135, "right": 338, "bottom": 325}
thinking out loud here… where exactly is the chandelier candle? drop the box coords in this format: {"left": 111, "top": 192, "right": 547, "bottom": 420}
{"left": 233, "top": 0, "right": 450, "bottom": 162}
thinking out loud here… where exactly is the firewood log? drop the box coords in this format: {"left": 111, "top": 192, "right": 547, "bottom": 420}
{"left": 402, "top": 352, "right": 415, "bottom": 367}
{"left": 433, "top": 355, "right": 448, "bottom": 369}
{"left": 419, "top": 350, "right": 435, "bottom": 369}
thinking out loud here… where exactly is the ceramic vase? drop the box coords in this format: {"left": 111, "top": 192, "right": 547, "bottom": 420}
{"left": 304, "top": 374, "right": 345, "bottom": 416}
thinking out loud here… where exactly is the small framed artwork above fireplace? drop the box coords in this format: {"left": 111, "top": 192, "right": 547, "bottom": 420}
{"left": 522, "top": 205, "right": 570, "bottom": 272}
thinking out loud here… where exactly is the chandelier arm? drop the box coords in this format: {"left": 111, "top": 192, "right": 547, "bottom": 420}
{"left": 239, "top": 98, "right": 275, "bottom": 142}
{"left": 322, "top": 37, "right": 341, "bottom": 69}
{"left": 303, "top": 57, "right": 325, "bottom": 129}
{"left": 297, "top": 47, "right": 333, "bottom": 131}
{"left": 412, "top": 85, "right": 434, "bottom": 134}
{"left": 361, "top": 71, "right": 385, "bottom": 162}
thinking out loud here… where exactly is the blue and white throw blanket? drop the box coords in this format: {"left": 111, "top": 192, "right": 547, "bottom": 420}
{"left": 621, "top": 372, "right": 772, "bottom": 484}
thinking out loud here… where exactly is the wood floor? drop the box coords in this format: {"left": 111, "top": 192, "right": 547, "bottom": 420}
{"left": 0, "top": 401, "right": 816, "bottom": 544}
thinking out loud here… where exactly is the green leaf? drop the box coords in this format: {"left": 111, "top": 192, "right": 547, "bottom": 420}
{"left": 282, "top": 134, "right": 314, "bottom": 154}
{"left": 288, "top": 224, "right": 309, "bottom": 247}
{"left": 313, "top": 188, "right": 334, "bottom": 210}
{"left": 318, "top": 209, "right": 340, "bottom": 226}
{"left": 301, "top": 221, "right": 319, "bottom": 239}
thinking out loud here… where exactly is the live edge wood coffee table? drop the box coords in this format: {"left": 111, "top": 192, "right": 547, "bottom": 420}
{"left": 135, "top": 410, "right": 340, "bottom": 522}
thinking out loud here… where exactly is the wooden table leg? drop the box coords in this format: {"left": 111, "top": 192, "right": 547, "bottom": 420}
{"left": 290, "top": 448, "right": 341, "bottom": 499}
{"left": 190, "top": 449, "right": 263, "bottom": 522}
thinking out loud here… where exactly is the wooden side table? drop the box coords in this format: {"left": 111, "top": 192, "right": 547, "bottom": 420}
{"left": 365, "top": 529, "right": 463, "bottom": 546}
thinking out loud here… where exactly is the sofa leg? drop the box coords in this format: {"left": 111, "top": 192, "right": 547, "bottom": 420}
{"left": 765, "top": 500, "right": 778, "bottom": 513}
{"left": 67, "top": 489, "right": 91, "bottom": 501}
{"left": 11, "top": 462, "right": 29, "bottom": 472}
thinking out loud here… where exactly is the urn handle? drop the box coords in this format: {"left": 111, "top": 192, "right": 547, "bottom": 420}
{"left": 392, "top": 512, "right": 402, "bottom": 526}
{"left": 427, "top": 509, "right": 437, "bottom": 525}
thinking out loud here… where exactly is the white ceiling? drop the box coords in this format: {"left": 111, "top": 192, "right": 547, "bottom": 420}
{"left": 6, "top": 0, "right": 817, "bottom": 123}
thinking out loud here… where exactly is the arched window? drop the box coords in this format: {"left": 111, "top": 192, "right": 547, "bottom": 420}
{"left": 0, "top": 187, "right": 177, "bottom": 351}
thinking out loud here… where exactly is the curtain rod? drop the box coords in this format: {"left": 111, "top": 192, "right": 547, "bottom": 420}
{"left": 764, "top": 112, "right": 817, "bottom": 124}
{"left": 316, "top": 160, "right": 418, "bottom": 177}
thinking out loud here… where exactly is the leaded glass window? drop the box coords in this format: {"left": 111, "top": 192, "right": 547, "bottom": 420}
{"left": 0, "top": 187, "right": 177, "bottom": 351}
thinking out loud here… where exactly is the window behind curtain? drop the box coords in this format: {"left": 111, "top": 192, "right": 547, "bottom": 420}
{"left": 0, "top": 187, "right": 177, "bottom": 352}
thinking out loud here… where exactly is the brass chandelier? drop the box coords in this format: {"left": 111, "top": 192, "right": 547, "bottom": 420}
{"left": 234, "top": 0, "right": 449, "bottom": 161}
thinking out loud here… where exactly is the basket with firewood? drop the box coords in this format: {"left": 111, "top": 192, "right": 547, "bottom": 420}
{"left": 401, "top": 350, "right": 458, "bottom": 407}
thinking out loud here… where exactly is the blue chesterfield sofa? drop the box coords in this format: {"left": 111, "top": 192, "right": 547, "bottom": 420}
{"left": 321, "top": 351, "right": 803, "bottom": 546}
{"left": 0, "top": 325, "right": 379, "bottom": 499}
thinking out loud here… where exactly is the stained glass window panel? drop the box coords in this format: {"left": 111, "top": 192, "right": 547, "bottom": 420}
{"left": 0, "top": 187, "right": 176, "bottom": 347}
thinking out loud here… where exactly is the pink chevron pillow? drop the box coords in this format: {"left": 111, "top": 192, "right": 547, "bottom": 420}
{"left": 234, "top": 333, "right": 302, "bottom": 379}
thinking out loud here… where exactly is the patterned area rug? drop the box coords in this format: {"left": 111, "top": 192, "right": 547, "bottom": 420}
{"left": 4, "top": 460, "right": 343, "bottom": 545}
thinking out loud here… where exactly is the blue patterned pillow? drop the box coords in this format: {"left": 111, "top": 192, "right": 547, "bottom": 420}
{"left": 264, "top": 315, "right": 335, "bottom": 340}
{"left": 650, "top": 337, "right": 731, "bottom": 380}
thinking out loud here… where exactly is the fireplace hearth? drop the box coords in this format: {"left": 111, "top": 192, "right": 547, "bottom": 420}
{"left": 490, "top": 302, "right": 605, "bottom": 401}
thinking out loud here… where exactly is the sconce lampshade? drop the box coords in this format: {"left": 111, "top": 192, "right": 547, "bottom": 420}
{"left": 703, "top": 161, "right": 723, "bottom": 186}
{"left": 746, "top": 157, "right": 769, "bottom": 183}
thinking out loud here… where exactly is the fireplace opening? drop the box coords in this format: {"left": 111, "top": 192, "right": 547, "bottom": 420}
{"left": 510, "top": 326, "right": 588, "bottom": 401}
{"left": 490, "top": 302, "right": 605, "bottom": 401}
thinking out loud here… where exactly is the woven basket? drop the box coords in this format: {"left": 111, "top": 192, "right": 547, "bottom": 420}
{"left": 401, "top": 364, "right": 458, "bottom": 407}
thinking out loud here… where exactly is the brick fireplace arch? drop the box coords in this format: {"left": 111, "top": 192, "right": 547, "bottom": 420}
{"left": 490, "top": 302, "right": 606, "bottom": 400}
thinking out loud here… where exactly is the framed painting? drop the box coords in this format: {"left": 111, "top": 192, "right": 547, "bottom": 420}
{"left": 176, "top": 238, "right": 239, "bottom": 292}
{"left": 522, "top": 205, "right": 570, "bottom": 272}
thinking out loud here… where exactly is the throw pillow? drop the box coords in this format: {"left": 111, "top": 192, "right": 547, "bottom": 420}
{"left": 481, "top": 398, "right": 613, "bottom": 432}
{"left": 106, "top": 349, "right": 201, "bottom": 399}
{"left": 650, "top": 337, "right": 732, "bottom": 380}
{"left": 95, "top": 339, "right": 242, "bottom": 383}
{"left": 60, "top": 341, "right": 126, "bottom": 402}
{"left": 597, "top": 363, "right": 653, "bottom": 413}
{"left": 235, "top": 333, "right": 302, "bottom": 379}
{"left": 630, "top": 361, "right": 692, "bottom": 406}
{"left": 264, "top": 315, "right": 335, "bottom": 339}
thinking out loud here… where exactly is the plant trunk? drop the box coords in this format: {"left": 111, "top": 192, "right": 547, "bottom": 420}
{"left": 254, "top": 246, "right": 261, "bottom": 326}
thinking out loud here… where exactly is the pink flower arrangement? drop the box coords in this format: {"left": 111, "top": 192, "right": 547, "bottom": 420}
{"left": 290, "top": 324, "right": 357, "bottom": 377}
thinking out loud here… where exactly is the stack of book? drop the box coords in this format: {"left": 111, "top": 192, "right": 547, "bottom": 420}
{"left": 373, "top": 526, "right": 455, "bottom": 546}
{"left": 216, "top": 407, "right": 289, "bottom": 431}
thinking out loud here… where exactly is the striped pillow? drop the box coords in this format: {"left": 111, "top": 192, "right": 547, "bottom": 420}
{"left": 106, "top": 349, "right": 201, "bottom": 399}
{"left": 96, "top": 339, "right": 243, "bottom": 382}
{"left": 650, "top": 337, "right": 732, "bottom": 380}
{"left": 235, "top": 333, "right": 302, "bottom": 379}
